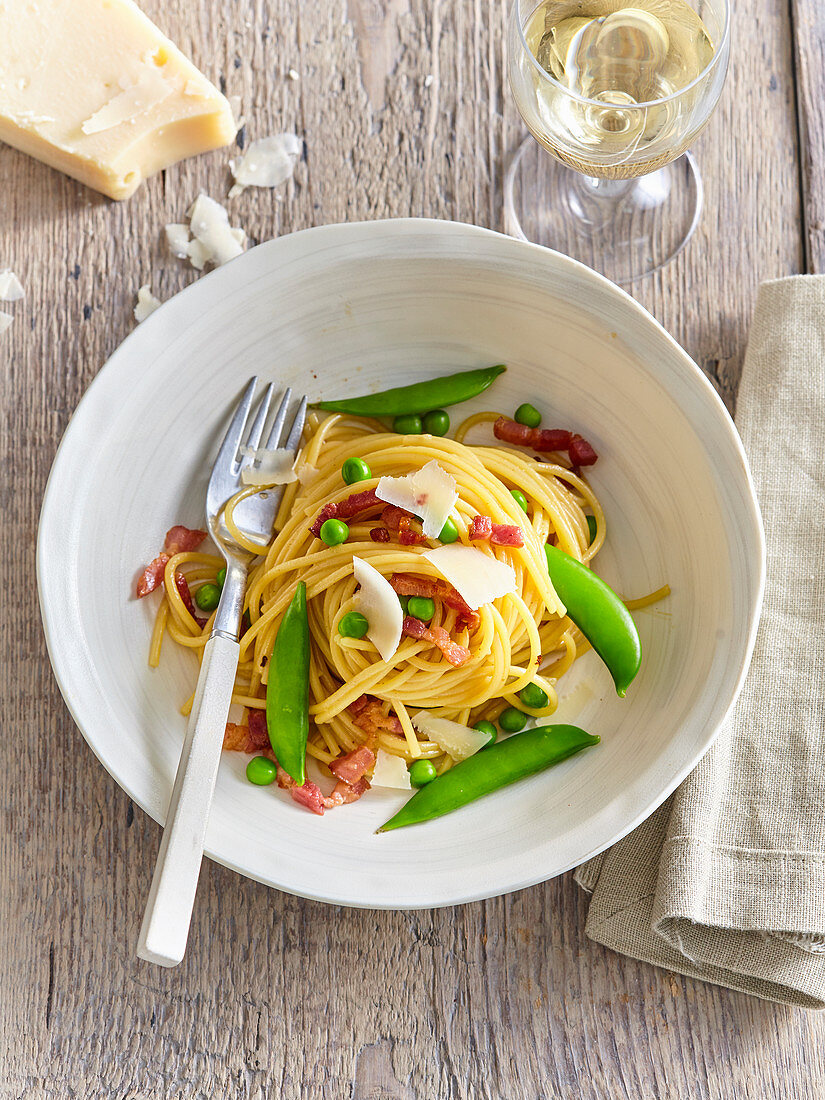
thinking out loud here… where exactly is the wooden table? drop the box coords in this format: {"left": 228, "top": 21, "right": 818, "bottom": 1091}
{"left": 3, "top": 0, "right": 824, "bottom": 1095}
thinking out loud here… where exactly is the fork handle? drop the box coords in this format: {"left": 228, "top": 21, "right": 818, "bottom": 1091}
{"left": 137, "top": 633, "right": 241, "bottom": 967}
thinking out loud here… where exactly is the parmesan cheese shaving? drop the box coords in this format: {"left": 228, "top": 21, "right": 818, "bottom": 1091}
{"left": 423, "top": 545, "right": 516, "bottom": 610}
{"left": 376, "top": 461, "right": 458, "bottom": 539}
{"left": 81, "top": 66, "right": 172, "bottom": 135}
{"left": 0, "top": 270, "right": 24, "bottom": 302}
{"left": 0, "top": 311, "right": 13, "bottom": 335}
{"left": 352, "top": 557, "right": 403, "bottom": 663}
{"left": 134, "top": 284, "right": 161, "bottom": 322}
{"left": 164, "top": 223, "right": 190, "bottom": 259}
{"left": 239, "top": 446, "right": 298, "bottom": 486}
{"left": 370, "top": 749, "right": 412, "bottom": 790}
{"left": 411, "top": 711, "right": 493, "bottom": 761}
{"left": 228, "top": 133, "right": 302, "bottom": 198}
{"left": 187, "top": 194, "right": 245, "bottom": 267}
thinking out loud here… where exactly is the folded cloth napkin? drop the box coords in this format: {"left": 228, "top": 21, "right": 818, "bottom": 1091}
{"left": 574, "top": 276, "right": 825, "bottom": 1008}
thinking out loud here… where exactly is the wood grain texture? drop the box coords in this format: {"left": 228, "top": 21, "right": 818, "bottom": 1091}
{"left": 0, "top": 0, "right": 820, "bottom": 1097}
{"left": 792, "top": 0, "right": 825, "bottom": 272}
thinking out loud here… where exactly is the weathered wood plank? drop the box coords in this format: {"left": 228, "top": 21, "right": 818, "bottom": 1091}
{"left": 0, "top": 0, "right": 818, "bottom": 1097}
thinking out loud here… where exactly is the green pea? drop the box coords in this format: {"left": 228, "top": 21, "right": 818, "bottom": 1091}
{"left": 407, "top": 596, "right": 435, "bottom": 622}
{"left": 398, "top": 595, "right": 410, "bottom": 614}
{"left": 515, "top": 403, "right": 541, "bottom": 428}
{"left": 246, "top": 756, "right": 277, "bottom": 786}
{"left": 499, "top": 707, "right": 528, "bottom": 733}
{"left": 439, "top": 517, "right": 459, "bottom": 543}
{"left": 519, "top": 682, "right": 549, "bottom": 709}
{"left": 510, "top": 489, "right": 529, "bottom": 513}
{"left": 342, "top": 456, "right": 372, "bottom": 485}
{"left": 409, "top": 759, "right": 437, "bottom": 787}
{"left": 423, "top": 409, "right": 450, "bottom": 436}
{"left": 216, "top": 567, "right": 226, "bottom": 589}
{"left": 195, "top": 583, "right": 221, "bottom": 612}
{"left": 320, "top": 518, "right": 349, "bottom": 546}
{"left": 338, "top": 611, "right": 370, "bottom": 638}
{"left": 393, "top": 414, "right": 423, "bottom": 434}
{"left": 587, "top": 515, "right": 598, "bottom": 545}
{"left": 473, "top": 720, "right": 498, "bottom": 745}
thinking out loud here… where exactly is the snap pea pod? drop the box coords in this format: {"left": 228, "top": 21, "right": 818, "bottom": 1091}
{"left": 311, "top": 365, "right": 506, "bottom": 417}
{"left": 265, "top": 581, "right": 310, "bottom": 785}
{"left": 378, "top": 724, "right": 599, "bottom": 832}
{"left": 544, "top": 544, "right": 641, "bottom": 697}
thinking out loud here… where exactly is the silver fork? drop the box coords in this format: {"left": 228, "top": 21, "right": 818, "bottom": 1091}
{"left": 137, "top": 378, "right": 306, "bottom": 967}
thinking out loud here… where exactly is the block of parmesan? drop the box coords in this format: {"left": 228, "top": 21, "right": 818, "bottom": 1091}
{"left": 0, "top": 0, "right": 236, "bottom": 200}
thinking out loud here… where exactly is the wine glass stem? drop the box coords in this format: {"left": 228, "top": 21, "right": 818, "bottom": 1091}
{"left": 569, "top": 172, "right": 635, "bottom": 234}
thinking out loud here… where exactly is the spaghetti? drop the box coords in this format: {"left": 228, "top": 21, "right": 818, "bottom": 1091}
{"left": 145, "top": 409, "right": 609, "bottom": 783}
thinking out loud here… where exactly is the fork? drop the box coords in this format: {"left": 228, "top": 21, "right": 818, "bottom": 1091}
{"left": 137, "top": 378, "right": 307, "bottom": 967}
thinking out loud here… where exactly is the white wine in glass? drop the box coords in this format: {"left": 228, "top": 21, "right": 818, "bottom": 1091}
{"left": 506, "top": 0, "right": 730, "bottom": 281}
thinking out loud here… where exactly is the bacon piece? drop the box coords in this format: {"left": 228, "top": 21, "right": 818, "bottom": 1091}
{"left": 494, "top": 417, "right": 571, "bottom": 452}
{"left": 569, "top": 434, "right": 598, "bottom": 466}
{"left": 381, "top": 505, "right": 427, "bottom": 546}
{"left": 469, "top": 515, "right": 493, "bottom": 541}
{"left": 136, "top": 553, "right": 169, "bottom": 597}
{"left": 247, "top": 709, "right": 270, "bottom": 751}
{"left": 165, "top": 525, "right": 207, "bottom": 554}
{"left": 309, "top": 488, "right": 382, "bottom": 537}
{"left": 329, "top": 744, "right": 376, "bottom": 785}
{"left": 468, "top": 515, "right": 524, "bottom": 547}
{"left": 402, "top": 616, "right": 471, "bottom": 667}
{"left": 326, "top": 777, "right": 370, "bottom": 807}
{"left": 223, "top": 721, "right": 250, "bottom": 752}
{"left": 289, "top": 780, "right": 326, "bottom": 816}
{"left": 174, "top": 572, "right": 199, "bottom": 621}
{"left": 370, "top": 527, "right": 391, "bottom": 542}
{"left": 389, "top": 574, "right": 479, "bottom": 629}
{"left": 349, "top": 696, "right": 403, "bottom": 735}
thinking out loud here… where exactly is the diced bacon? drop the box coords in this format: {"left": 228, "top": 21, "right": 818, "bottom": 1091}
{"left": 326, "top": 777, "right": 370, "bottom": 807}
{"left": 329, "top": 744, "right": 376, "bottom": 785}
{"left": 402, "top": 616, "right": 472, "bottom": 667}
{"left": 223, "top": 721, "right": 250, "bottom": 752}
{"left": 309, "top": 488, "right": 382, "bottom": 536}
{"left": 174, "top": 572, "right": 201, "bottom": 624}
{"left": 469, "top": 515, "right": 493, "bottom": 541}
{"left": 468, "top": 515, "right": 524, "bottom": 547}
{"left": 136, "top": 553, "right": 169, "bottom": 597}
{"left": 389, "top": 574, "right": 479, "bottom": 629}
{"left": 289, "top": 780, "right": 326, "bottom": 816}
{"left": 247, "top": 709, "right": 270, "bottom": 751}
{"left": 370, "top": 527, "right": 391, "bottom": 542}
{"left": 569, "top": 434, "right": 598, "bottom": 466}
{"left": 348, "top": 694, "right": 370, "bottom": 716}
{"left": 494, "top": 417, "right": 572, "bottom": 453}
{"left": 349, "top": 696, "right": 403, "bottom": 736}
{"left": 381, "top": 505, "right": 427, "bottom": 545}
{"left": 165, "top": 525, "right": 207, "bottom": 554}
{"left": 494, "top": 416, "right": 597, "bottom": 466}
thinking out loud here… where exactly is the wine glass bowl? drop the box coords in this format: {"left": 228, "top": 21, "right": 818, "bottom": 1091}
{"left": 505, "top": 0, "right": 731, "bottom": 280}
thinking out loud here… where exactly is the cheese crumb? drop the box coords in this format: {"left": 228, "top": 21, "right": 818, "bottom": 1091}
{"left": 0, "top": 270, "right": 25, "bottom": 301}
{"left": 424, "top": 74, "right": 434, "bottom": 87}
{"left": 0, "top": 311, "right": 13, "bottom": 335}
{"left": 228, "top": 133, "right": 302, "bottom": 198}
{"left": 287, "top": 68, "right": 300, "bottom": 81}
{"left": 164, "top": 223, "right": 190, "bottom": 259}
{"left": 134, "top": 284, "right": 161, "bottom": 322}
{"left": 165, "top": 195, "right": 247, "bottom": 271}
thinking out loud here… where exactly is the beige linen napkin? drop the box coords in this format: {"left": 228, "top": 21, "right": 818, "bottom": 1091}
{"left": 574, "top": 276, "right": 825, "bottom": 1008}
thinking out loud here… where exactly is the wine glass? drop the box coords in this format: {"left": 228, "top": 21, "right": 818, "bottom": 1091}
{"left": 505, "top": 0, "right": 731, "bottom": 283}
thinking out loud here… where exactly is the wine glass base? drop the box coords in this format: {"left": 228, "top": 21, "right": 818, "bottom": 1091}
{"left": 503, "top": 135, "right": 703, "bottom": 285}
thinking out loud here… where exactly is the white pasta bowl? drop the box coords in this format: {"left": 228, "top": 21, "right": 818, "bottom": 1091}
{"left": 37, "top": 220, "right": 764, "bottom": 909}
